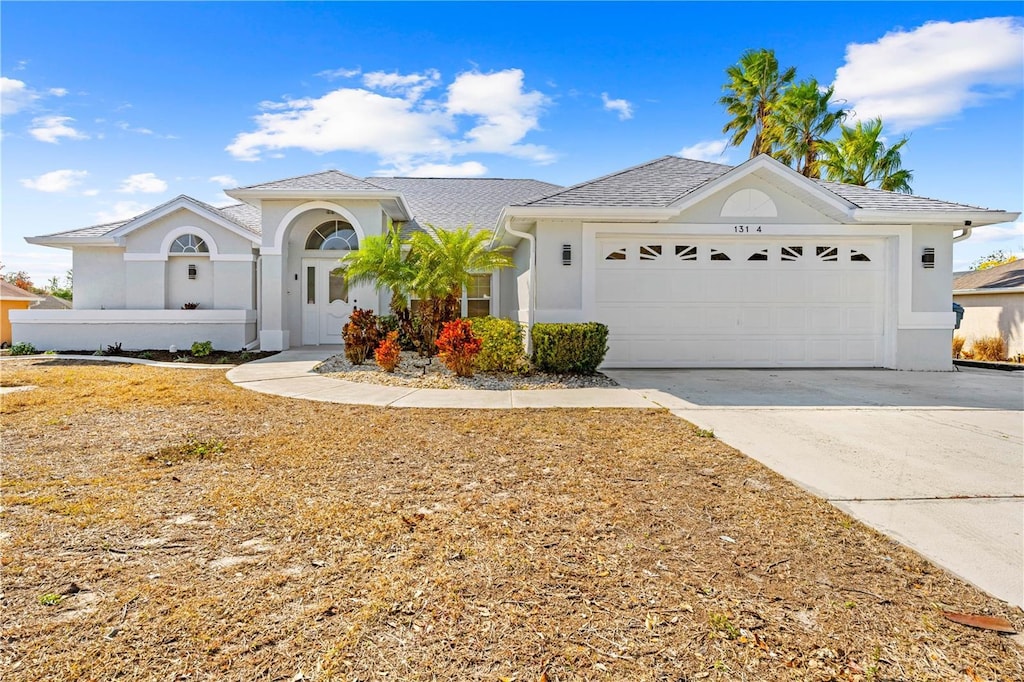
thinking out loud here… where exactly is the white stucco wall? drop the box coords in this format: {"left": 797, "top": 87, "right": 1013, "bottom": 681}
{"left": 671, "top": 175, "right": 840, "bottom": 225}
{"left": 534, "top": 220, "right": 583, "bottom": 320}
{"left": 73, "top": 247, "right": 125, "bottom": 309}
{"left": 124, "top": 209, "right": 255, "bottom": 256}
{"left": 10, "top": 309, "right": 257, "bottom": 351}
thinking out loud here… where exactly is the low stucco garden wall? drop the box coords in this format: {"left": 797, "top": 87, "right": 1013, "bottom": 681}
{"left": 9, "top": 309, "right": 258, "bottom": 351}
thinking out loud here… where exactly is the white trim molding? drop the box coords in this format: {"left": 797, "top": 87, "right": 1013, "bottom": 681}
{"left": 266, "top": 201, "right": 370, "bottom": 256}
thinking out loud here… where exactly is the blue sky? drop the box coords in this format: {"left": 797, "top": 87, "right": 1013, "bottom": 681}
{"left": 2, "top": 1, "right": 1022, "bottom": 283}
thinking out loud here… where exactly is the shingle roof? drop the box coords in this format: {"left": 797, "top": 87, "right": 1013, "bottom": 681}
{"left": 0, "top": 281, "right": 43, "bottom": 301}
{"left": 370, "top": 177, "right": 563, "bottom": 233}
{"left": 519, "top": 155, "right": 1001, "bottom": 213}
{"left": 215, "top": 203, "right": 262, "bottom": 235}
{"left": 522, "top": 156, "right": 731, "bottom": 207}
{"left": 33, "top": 199, "right": 263, "bottom": 241}
{"left": 953, "top": 260, "right": 1024, "bottom": 290}
{"left": 234, "top": 169, "right": 387, "bottom": 192}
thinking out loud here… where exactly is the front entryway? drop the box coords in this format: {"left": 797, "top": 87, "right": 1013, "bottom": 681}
{"left": 301, "top": 259, "right": 373, "bottom": 344}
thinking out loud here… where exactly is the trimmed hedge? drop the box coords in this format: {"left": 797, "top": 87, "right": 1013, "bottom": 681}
{"left": 531, "top": 322, "right": 608, "bottom": 374}
{"left": 472, "top": 316, "right": 529, "bottom": 374}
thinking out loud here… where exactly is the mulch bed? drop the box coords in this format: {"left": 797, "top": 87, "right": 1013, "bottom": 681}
{"left": 56, "top": 349, "right": 279, "bottom": 365}
{"left": 1, "top": 358, "right": 1021, "bottom": 680}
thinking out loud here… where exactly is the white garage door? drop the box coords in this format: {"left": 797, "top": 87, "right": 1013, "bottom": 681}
{"left": 595, "top": 237, "right": 888, "bottom": 367}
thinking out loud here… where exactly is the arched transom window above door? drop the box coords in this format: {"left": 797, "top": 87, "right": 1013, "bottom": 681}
{"left": 306, "top": 220, "right": 359, "bottom": 250}
{"left": 169, "top": 233, "right": 209, "bottom": 254}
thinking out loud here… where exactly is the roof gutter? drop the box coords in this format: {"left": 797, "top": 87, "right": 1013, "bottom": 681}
{"left": 501, "top": 217, "right": 537, "bottom": 355}
{"left": 850, "top": 209, "right": 1020, "bottom": 226}
{"left": 225, "top": 188, "right": 412, "bottom": 221}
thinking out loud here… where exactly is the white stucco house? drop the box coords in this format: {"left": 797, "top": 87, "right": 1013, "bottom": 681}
{"left": 15, "top": 154, "right": 1019, "bottom": 370}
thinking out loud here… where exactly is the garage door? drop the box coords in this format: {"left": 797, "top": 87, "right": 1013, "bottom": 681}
{"left": 595, "top": 237, "right": 888, "bottom": 367}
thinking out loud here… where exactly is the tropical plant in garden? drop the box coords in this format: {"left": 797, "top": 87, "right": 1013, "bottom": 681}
{"left": 818, "top": 118, "right": 913, "bottom": 193}
{"left": 719, "top": 48, "right": 796, "bottom": 158}
{"left": 436, "top": 319, "right": 483, "bottom": 377}
{"left": 342, "top": 307, "right": 380, "bottom": 365}
{"left": 374, "top": 331, "right": 402, "bottom": 372}
{"left": 771, "top": 79, "right": 846, "bottom": 178}
{"left": 342, "top": 223, "right": 512, "bottom": 356}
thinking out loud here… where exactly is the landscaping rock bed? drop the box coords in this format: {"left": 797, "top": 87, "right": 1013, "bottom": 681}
{"left": 316, "top": 351, "right": 618, "bottom": 390}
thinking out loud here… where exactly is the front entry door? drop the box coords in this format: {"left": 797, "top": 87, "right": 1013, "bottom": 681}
{"left": 301, "top": 259, "right": 373, "bottom": 345}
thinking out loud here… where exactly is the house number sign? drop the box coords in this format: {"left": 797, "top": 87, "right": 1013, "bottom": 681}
{"left": 733, "top": 225, "right": 762, "bottom": 233}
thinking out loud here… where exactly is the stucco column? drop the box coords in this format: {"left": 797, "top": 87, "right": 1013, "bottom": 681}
{"left": 259, "top": 253, "right": 287, "bottom": 350}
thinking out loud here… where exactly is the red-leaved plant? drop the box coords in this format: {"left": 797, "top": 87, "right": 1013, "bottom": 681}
{"left": 374, "top": 331, "right": 402, "bottom": 373}
{"left": 436, "top": 319, "right": 482, "bottom": 377}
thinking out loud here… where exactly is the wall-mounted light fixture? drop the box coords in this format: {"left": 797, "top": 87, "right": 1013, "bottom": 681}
{"left": 921, "top": 247, "right": 935, "bottom": 269}
{"left": 562, "top": 243, "right": 572, "bottom": 266}
{"left": 188, "top": 263, "right": 198, "bottom": 279}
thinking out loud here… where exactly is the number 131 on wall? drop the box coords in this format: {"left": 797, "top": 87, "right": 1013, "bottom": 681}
{"left": 733, "top": 225, "right": 762, "bottom": 233}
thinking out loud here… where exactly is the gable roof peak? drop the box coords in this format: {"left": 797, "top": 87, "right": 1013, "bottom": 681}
{"left": 232, "top": 169, "right": 388, "bottom": 192}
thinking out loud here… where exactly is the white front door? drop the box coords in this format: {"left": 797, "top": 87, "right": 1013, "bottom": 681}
{"left": 301, "top": 259, "right": 374, "bottom": 345}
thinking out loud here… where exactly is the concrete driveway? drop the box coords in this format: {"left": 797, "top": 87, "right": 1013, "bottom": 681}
{"left": 603, "top": 367, "right": 1024, "bottom": 608}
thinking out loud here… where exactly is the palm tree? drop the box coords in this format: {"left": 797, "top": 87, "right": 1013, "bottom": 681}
{"left": 772, "top": 79, "right": 847, "bottom": 178}
{"left": 407, "top": 225, "right": 513, "bottom": 352}
{"left": 340, "top": 221, "right": 413, "bottom": 313}
{"left": 719, "top": 48, "right": 796, "bottom": 158}
{"left": 342, "top": 223, "right": 513, "bottom": 355}
{"left": 818, "top": 118, "right": 913, "bottom": 193}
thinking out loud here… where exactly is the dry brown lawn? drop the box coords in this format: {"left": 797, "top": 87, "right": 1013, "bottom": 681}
{"left": 1, "top": 358, "right": 1021, "bottom": 681}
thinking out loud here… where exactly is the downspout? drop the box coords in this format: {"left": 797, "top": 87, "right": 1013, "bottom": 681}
{"left": 953, "top": 225, "right": 973, "bottom": 243}
{"left": 502, "top": 220, "right": 537, "bottom": 355}
{"left": 245, "top": 254, "right": 262, "bottom": 350}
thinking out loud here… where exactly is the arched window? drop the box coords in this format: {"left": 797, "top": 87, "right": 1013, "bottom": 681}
{"left": 306, "top": 220, "right": 359, "bottom": 251}
{"left": 169, "top": 234, "right": 209, "bottom": 253}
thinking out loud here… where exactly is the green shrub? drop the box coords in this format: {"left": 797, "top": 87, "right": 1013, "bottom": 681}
{"left": 472, "top": 316, "right": 529, "bottom": 374}
{"left": 531, "top": 322, "right": 609, "bottom": 374}
{"left": 191, "top": 340, "right": 213, "bottom": 357}
{"left": 342, "top": 307, "right": 380, "bottom": 365}
{"left": 9, "top": 342, "right": 37, "bottom": 356}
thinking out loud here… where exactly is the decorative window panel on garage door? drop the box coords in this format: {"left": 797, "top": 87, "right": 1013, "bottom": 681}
{"left": 595, "top": 238, "right": 887, "bottom": 367}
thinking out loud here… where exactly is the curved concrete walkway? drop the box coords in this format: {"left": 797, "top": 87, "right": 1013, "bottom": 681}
{"left": 225, "top": 347, "right": 659, "bottom": 408}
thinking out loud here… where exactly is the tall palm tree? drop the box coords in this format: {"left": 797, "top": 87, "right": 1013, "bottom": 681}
{"left": 818, "top": 118, "right": 913, "bottom": 193}
{"left": 771, "top": 79, "right": 847, "bottom": 178}
{"left": 340, "top": 221, "right": 414, "bottom": 313}
{"left": 407, "top": 225, "right": 513, "bottom": 350}
{"left": 719, "top": 48, "right": 796, "bottom": 158}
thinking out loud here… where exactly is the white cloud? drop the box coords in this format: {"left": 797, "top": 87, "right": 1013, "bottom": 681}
{"left": 317, "top": 67, "right": 361, "bottom": 80}
{"left": 82, "top": 188, "right": 100, "bottom": 197}
{"left": 1, "top": 77, "right": 38, "bottom": 115}
{"left": 834, "top": 17, "right": 1024, "bottom": 130}
{"left": 49, "top": 87, "right": 68, "bottom": 97}
{"left": 29, "top": 115, "right": 88, "bottom": 143}
{"left": 363, "top": 69, "right": 440, "bottom": 101}
{"left": 376, "top": 160, "right": 488, "bottom": 177}
{"left": 95, "top": 201, "right": 151, "bottom": 223}
{"left": 118, "top": 172, "right": 168, "bottom": 194}
{"left": 601, "top": 92, "right": 633, "bottom": 120}
{"left": 20, "top": 169, "right": 89, "bottom": 193}
{"left": 446, "top": 69, "right": 552, "bottom": 161}
{"left": 227, "top": 68, "right": 552, "bottom": 166}
{"left": 209, "top": 174, "right": 238, "bottom": 187}
{"left": 679, "top": 139, "right": 729, "bottom": 161}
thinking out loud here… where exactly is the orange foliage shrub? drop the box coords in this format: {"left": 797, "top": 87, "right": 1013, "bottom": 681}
{"left": 374, "top": 331, "right": 402, "bottom": 373}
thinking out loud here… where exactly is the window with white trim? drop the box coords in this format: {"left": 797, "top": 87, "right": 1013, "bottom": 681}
{"left": 169, "top": 234, "right": 209, "bottom": 254}
{"left": 306, "top": 220, "right": 359, "bottom": 250}
{"left": 465, "top": 274, "right": 491, "bottom": 318}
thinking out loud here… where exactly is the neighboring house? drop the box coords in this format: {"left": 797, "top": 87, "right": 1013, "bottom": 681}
{"left": 1, "top": 281, "right": 43, "bottom": 346}
{"left": 15, "top": 154, "right": 1019, "bottom": 370}
{"left": 953, "top": 260, "right": 1024, "bottom": 359}
{"left": 31, "top": 294, "right": 73, "bottom": 310}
